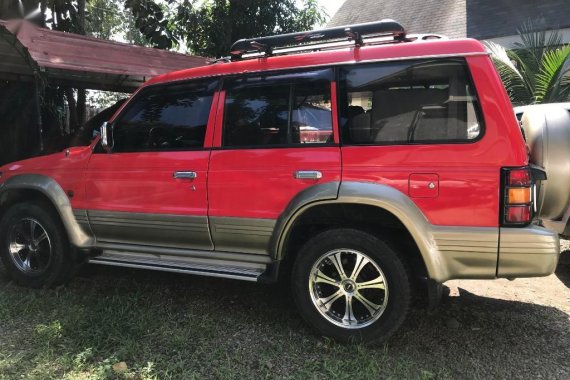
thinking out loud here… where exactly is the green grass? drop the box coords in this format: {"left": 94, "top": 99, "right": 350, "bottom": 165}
{"left": 0, "top": 266, "right": 453, "bottom": 380}
{"left": 4, "top": 259, "right": 570, "bottom": 379}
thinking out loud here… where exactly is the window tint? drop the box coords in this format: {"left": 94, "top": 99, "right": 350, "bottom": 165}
{"left": 223, "top": 71, "right": 333, "bottom": 147}
{"left": 112, "top": 80, "right": 217, "bottom": 152}
{"left": 339, "top": 59, "right": 482, "bottom": 145}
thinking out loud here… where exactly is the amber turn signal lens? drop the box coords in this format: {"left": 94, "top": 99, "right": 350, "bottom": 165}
{"left": 507, "top": 188, "right": 531, "bottom": 204}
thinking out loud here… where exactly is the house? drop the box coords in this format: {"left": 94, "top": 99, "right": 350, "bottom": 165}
{"left": 328, "top": 0, "right": 570, "bottom": 47}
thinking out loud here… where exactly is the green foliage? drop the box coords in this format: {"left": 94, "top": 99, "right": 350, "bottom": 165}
{"left": 535, "top": 45, "right": 570, "bottom": 102}
{"left": 125, "top": 0, "right": 176, "bottom": 49}
{"left": 87, "top": 90, "right": 129, "bottom": 109}
{"left": 126, "top": 0, "right": 328, "bottom": 57}
{"left": 4, "top": 1, "right": 328, "bottom": 56}
{"left": 85, "top": 0, "right": 122, "bottom": 39}
{"left": 1, "top": 1, "right": 147, "bottom": 46}
{"left": 486, "top": 19, "right": 570, "bottom": 105}
{"left": 0, "top": 1, "right": 79, "bottom": 32}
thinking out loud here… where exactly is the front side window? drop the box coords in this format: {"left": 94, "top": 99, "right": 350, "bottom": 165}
{"left": 111, "top": 80, "right": 217, "bottom": 152}
{"left": 223, "top": 69, "right": 333, "bottom": 148}
{"left": 339, "top": 59, "right": 483, "bottom": 145}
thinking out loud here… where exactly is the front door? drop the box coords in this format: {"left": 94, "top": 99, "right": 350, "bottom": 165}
{"left": 85, "top": 79, "right": 218, "bottom": 250}
{"left": 207, "top": 68, "right": 341, "bottom": 255}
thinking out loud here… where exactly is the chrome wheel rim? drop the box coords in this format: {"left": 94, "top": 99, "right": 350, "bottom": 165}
{"left": 309, "top": 249, "right": 389, "bottom": 329}
{"left": 8, "top": 218, "right": 52, "bottom": 274}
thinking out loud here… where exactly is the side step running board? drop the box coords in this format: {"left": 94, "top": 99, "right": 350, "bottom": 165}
{"left": 89, "top": 251, "right": 265, "bottom": 282}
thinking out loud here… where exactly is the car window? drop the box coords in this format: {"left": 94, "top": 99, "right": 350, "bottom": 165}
{"left": 111, "top": 80, "right": 217, "bottom": 152}
{"left": 339, "top": 59, "right": 483, "bottom": 145}
{"left": 222, "top": 70, "right": 333, "bottom": 147}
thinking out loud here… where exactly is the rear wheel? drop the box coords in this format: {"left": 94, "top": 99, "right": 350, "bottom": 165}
{"left": 0, "top": 202, "right": 74, "bottom": 288}
{"left": 291, "top": 228, "right": 411, "bottom": 343}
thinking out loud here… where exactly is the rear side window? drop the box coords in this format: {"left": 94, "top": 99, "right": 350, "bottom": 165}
{"left": 223, "top": 69, "right": 333, "bottom": 147}
{"left": 339, "top": 59, "right": 483, "bottom": 145}
{"left": 111, "top": 80, "right": 217, "bottom": 152}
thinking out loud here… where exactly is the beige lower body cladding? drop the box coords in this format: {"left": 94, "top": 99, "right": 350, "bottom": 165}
{"left": 497, "top": 226, "right": 560, "bottom": 278}
{"left": 431, "top": 225, "right": 559, "bottom": 282}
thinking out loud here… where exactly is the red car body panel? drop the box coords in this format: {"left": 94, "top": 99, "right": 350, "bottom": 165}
{"left": 1, "top": 146, "right": 92, "bottom": 211}
{"left": 208, "top": 81, "right": 341, "bottom": 220}
{"left": 85, "top": 151, "right": 210, "bottom": 216}
{"left": 0, "top": 39, "right": 526, "bottom": 229}
{"left": 208, "top": 147, "right": 341, "bottom": 219}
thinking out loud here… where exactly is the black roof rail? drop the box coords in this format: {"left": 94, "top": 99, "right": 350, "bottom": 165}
{"left": 229, "top": 19, "right": 406, "bottom": 61}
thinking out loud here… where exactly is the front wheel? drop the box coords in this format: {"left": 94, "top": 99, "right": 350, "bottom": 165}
{"left": 0, "top": 202, "right": 74, "bottom": 288}
{"left": 291, "top": 228, "right": 411, "bottom": 343}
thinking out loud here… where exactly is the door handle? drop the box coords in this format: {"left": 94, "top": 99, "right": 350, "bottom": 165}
{"left": 294, "top": 170, "right": 322, "bottom": 180}
{"left": 173, "top": 171, "right": 198, "bottom": 179}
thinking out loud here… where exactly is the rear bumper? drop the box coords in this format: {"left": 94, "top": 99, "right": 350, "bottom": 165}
{"left": 429, "top": 225, "right": 559, "bottom": 282}
{"left": 497, "top": 225, "right": 560, "bottom": 278}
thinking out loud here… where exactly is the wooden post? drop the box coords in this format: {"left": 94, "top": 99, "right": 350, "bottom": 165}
{"left": 33, "top": 71, "right": 43, "bottom": 152}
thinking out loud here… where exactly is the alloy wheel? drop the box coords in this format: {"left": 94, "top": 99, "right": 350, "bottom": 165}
{"left": 8, "top": 218, "right": 52, "bottom": 274}
{"left": 308, "top": 249, "right": 389, "bottom": 329}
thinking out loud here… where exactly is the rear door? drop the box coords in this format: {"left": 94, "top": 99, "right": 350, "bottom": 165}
{"left": 207, "top": 68, "right": 341, "bottom": 255}
{"left": 85, "top": 79, "right": 218, "bottom": 250}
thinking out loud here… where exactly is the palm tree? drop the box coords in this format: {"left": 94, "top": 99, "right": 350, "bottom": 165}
{"left": 485, "top": 19, "right": 570, "bottom": 106}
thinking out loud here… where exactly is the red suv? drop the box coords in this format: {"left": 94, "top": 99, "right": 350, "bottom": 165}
{"left": 0, "top": 20, "right": 562, "bottom": 342}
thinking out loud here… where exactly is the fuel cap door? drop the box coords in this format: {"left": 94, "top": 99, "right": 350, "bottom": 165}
{"left": 409, "top": 173, "right": 439, "bottom": 198}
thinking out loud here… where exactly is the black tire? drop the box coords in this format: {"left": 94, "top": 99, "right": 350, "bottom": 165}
{"left": 0, "top": 202, "right": 74, "bottom": 288}
{"left": 291, "top": 228, "right": 411, "bottom": 343}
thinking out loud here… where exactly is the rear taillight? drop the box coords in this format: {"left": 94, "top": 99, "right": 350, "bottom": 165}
{"left": 501, "top": 167, "right": 534, "bottom": 226}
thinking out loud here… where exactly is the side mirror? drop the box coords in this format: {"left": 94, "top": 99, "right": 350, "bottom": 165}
{"left": 100, "top": 121, "right": 112, "bottom": 153}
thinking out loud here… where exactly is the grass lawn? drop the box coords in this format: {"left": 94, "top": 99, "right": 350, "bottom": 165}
{"left": 0, "top": 265, "right": 449, "bottom": 380}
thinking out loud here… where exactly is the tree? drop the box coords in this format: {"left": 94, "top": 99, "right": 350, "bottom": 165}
{"left": 85, "top": 0, "right": 122, "bottom": 39}
{"left": 486, "top": 19, "right": 570, "bottom": 105}
{"left": 126, "top": 0, "right": 328, "bottom": 57}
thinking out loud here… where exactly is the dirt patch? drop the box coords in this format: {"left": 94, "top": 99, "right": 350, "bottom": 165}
{"left": 426, "top": 245, "right": 570, "bottom": 378}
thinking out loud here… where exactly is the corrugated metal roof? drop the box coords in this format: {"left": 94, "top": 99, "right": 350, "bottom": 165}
{"left": 0, "top": 19, "right": 208, "bottom": 91}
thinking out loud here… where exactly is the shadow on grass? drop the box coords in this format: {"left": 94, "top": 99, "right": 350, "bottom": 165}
{"left": 0, "top": 265, "right": 569, "bottom": 379}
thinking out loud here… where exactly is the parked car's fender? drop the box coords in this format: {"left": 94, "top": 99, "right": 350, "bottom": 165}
{"left": 274, "top": 181, "right": 498, "bottom": 283}
{"left": 0, "top": 174, "right": 94, "bottom": 247}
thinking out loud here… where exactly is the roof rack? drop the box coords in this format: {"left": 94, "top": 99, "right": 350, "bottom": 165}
{"left": 229, "top": 19, "right": 406, "bottom": 61}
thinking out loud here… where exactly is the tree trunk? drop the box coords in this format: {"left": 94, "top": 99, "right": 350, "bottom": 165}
{"left": 76, "top": 0, "right": 87, "bottom": 127}
{"left": 76, "top": 88, "right": 86, "bottom": 129}
{"left": 65, "top": 88, "right": 78, "bottom": 132}
{"left": 225, "top": 0, "right": 236, "bottom": 56}
{"left": 53, "top": 1, "right": 62, "bottom": 29}
{"left": 40, "top": 0, "right": 46, "bottom": 26}
{"left": 78, "top": 0, "right": 86, "bottom": 34}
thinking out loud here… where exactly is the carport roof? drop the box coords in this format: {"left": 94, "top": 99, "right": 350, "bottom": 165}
{"left": 0, "top": 19, "right": 208, "bottom": 92}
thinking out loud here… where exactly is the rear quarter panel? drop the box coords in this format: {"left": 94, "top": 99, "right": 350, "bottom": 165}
{"left": 341, "top": 55, "right": 527, "bottom": 227}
